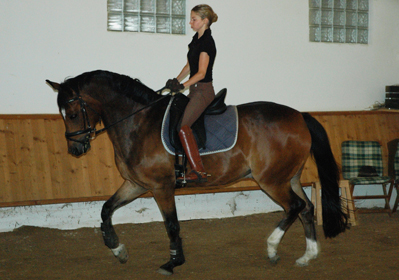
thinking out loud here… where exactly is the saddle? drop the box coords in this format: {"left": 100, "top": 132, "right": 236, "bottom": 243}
{"left": 168, "top": 88, "right": 227, "bottom": 153}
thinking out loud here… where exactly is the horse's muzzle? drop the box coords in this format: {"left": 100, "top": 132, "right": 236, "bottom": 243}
{"left": 68, "top": 141, "right": 91, "bottom": 157}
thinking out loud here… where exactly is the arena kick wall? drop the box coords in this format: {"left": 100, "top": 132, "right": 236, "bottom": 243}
{"left": 1, "top": 110, "right": 399, "bottom": 207}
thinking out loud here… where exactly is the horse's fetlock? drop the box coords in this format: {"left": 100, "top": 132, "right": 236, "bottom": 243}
{"left": 170, "top": 248, "right": 185, "bottom": 265}
{"left": 101, "top": 222, "right": 119, "bottom": 249}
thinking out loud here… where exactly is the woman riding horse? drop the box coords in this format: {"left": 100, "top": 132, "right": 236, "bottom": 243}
{"left": 166, "top": 4, "right": 218, "bottom": 183}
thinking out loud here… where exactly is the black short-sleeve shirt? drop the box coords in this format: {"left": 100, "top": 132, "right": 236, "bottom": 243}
{"left": 187, "top": 28, "right": 216, "bottom": 83}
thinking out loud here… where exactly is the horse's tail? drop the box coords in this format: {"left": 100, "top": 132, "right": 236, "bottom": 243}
{"left": 302, "top": 113, "right": 348, "bottom": 238}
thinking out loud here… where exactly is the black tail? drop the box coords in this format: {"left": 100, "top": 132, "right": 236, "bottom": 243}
{"left": 302, "top": 113, "right": 348, "bottom": 238}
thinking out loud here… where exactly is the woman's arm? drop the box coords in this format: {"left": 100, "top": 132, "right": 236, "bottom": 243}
{"left": 182, "top": 52, "right": 209, "bottom": 88}
{"left": 176, "top": 61, "right": 190, "bottom": 82}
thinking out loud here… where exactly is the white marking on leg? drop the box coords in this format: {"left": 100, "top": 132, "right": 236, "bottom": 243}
{"left": 111, "top": 243, "right": 125, "bottom": 256}
{"left": 296, "top": 238, "right": 319, "bottom": 266}
{"left": 267, "top": 228, "right": 285, "bottom": 259}
{"left": 111, "top": 243, "right": 129, "bottom": 263}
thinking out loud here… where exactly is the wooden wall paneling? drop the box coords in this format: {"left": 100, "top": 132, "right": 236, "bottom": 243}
{"left": 45, "top": 118, "right": 66, "bottom": 200}
{"left": 21, "top": 119, "right": 40, "bottom": 200}
{"left": 0, "top": 119, "right": 11, "bottom": 202}
{"left": 345, "top": 114, "right": 360, "bottom": 140}
{"left": 1, "top": 111, "right": 399, "bottom": 207}
{"left": 31, "top": 119, "right": 53, "bottom": 200}
{"left": 46, "top": 119, "right": 73, "bottom": 199}
{"left": 370, "top": 114, "right": 387, "bottom": 172}
{"left": 3, "top": 119, "right": 17, "bottom": 202}
{"left": 8, "top": 120, "right": 24, "bottom": 202}
{"left": 324, "top": 114, "right": 344, "bottom": 164}
{"left": 380, "top": 113, "right": 399, "bottom": 172}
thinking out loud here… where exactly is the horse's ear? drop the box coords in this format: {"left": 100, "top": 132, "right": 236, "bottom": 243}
{"left": 46, "top": 80, "right": 60, "bottom": 91}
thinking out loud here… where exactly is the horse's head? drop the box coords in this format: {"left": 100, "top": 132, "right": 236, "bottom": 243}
{"left": 47, "top": 79, "right": 102, "bottom": 157}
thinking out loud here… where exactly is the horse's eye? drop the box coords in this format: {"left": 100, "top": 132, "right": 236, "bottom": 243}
{"left": 69, "top": 114, "right": 78, "bottom": 120}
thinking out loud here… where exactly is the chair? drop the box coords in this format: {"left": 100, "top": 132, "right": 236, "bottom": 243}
{"left": 388, "top": 139, "right": 399, "bottom": 213}
{"left": 341, "top": 140, "right": 393, "bottom": 216}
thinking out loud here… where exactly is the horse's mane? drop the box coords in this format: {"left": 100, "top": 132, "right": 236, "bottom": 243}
{"left": 62, "top": 70, "right": 162, "bottom": 105}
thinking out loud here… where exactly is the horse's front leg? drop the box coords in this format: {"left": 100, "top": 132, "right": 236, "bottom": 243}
{"left": 101, "top": 180, "right": 148, "bottom": 263}
{"left": 152, "top": 186, "right": 185, "bottom": 276}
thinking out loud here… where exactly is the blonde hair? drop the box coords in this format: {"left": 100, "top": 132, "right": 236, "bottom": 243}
{"left": 192, "top": 4, "right": 218, "bottom": 26}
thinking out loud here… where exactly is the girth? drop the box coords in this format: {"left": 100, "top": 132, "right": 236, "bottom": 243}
{"left": 168, "top": 88, "right": 227, "bottom": 153}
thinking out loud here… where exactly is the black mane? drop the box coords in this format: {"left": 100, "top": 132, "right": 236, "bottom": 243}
{"left": 60, "top": 70, "right": 163, "bottom": 106}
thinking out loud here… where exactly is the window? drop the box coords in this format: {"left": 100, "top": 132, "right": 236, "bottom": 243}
{"left": 107, "top": 0, "right": 186, "bottom": 34}
{"left": 309, "top": 0, "right": 369, "bottom": 44}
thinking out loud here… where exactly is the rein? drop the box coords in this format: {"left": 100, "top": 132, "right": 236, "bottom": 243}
{"left": 65, "top": 86, "right": 172, "bottom": 143}
{"left": 95, "top": 91, "right": 171, "bottom": 136}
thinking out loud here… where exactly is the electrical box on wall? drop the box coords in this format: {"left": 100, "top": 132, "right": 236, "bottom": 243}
{"left": 385, "top": 85, "right": 399, "bottom": 109}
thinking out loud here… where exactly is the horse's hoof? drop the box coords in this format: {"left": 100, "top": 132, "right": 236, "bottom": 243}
{"left": 111, "top": 243, "right": 129, "bottom": 264}
{"left": 295, "top": 259, "right": 309, "bottom": 267}
{"left": 157, "top": 261, "right": 175, "bottom": 276}
{"left": 157, "top": 267, "right": 173, "bottom": 276}
{"left": 269, "top": 255, "right": 281, "bottom": 265}
{"left": 295, "top": 252, "right": 317, "bottom": 267}
{"left": 295, "top": 256, "right": 314, "bottom": 267}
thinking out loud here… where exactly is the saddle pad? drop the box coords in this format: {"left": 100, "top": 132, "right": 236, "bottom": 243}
{"left": 161, "top": 99, "right": 239, "bottom": 156}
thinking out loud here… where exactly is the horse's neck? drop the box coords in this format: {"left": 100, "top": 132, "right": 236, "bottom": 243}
{"left": 101, "top": 98, "right": 165, "bottom": 158}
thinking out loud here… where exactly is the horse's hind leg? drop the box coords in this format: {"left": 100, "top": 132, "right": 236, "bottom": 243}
{"left": 261, "top": 182, "right": 306, "bottom": 264}
{"left": 101, "top": 180, "right": 148, "bottom": 263}
{"left": 291, "top": 174, "right": 318, "bottom": 266}
{"left": 152, "top": 187, "right": 185, "bottom": 276}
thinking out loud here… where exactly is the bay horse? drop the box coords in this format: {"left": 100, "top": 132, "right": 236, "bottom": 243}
{"left": 46, "top": 70, "right": 347, "bottom": 275}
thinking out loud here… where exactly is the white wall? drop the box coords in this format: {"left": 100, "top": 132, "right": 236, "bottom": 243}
{"left": 1, "top": 0, "right": 399, "bottom": 114}
{"left": 1, "top": 1, "right": 398, "bottom": 231}
{"left": 0, "top": 190, "right": 284, "bottom": 232}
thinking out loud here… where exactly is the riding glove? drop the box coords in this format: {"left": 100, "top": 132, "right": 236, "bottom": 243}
{"left": 166, "top": 78, "right": 184, "bottom": 92}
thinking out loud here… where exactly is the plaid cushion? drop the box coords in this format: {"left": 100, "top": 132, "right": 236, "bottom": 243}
{"left": 341, "top": 141, "right": 391, "bottom": 185}
{"left": 395, "top": 142, "right": 399, "bottom": 181}
{"left": 349, "top": 176, "right": 392, "bottom": 185}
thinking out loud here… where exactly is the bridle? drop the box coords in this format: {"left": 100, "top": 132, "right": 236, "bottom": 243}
{"left": 63, "top": 87, "right": 171, "bottom": 147}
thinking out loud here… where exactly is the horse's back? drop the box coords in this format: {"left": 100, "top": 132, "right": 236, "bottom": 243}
{"left": 237, "top": 101, "right": 302, "bottom": 122}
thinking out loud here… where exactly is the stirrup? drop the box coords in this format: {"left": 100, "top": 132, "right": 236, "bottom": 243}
{"left": 177, "top": 170, "right": 208, "bottom": 183}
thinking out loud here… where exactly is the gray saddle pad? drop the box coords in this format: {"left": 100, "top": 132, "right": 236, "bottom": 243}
{"left": 161, "top": 99, "right": 239, "bottom": 156}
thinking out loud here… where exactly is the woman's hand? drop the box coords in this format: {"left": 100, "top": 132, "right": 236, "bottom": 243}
{"left": 165, "top": 78, "right": 185, "bottom": 92}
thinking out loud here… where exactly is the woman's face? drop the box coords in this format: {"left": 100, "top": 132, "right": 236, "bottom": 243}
{"left": 189, "top": 11, "right": 208, "bottom": 33}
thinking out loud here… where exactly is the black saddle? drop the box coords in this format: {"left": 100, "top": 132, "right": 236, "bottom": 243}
{"left": 169, "top": 88, "right": 227, "bottom": 153}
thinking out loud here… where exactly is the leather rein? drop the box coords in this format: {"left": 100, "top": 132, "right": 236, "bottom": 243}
{"left": 64, "top": 87, "right": 171, "bottom": 145}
